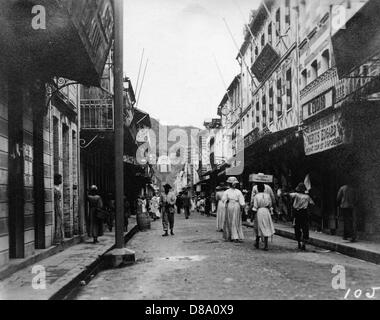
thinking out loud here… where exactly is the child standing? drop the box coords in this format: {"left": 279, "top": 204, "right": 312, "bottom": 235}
{"left": 287, "top": 183, "right": 315, "bottom": 251}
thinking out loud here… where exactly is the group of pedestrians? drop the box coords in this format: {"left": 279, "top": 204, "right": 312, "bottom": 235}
{"left": 54, "top": 173, "right": 357, "bottom": 249}
{"left": 175, "top": 190, "right": 192, "bottom": 220}
{"left": 214, "top": 176, "right": 317, "bottom": 251}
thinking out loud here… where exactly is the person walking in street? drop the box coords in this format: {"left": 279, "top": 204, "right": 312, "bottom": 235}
{"left": 105, "top": 193, "right": 115, "bottom": 232}
{"left": 242, "top": 189, "right": 249, "bottom": 222}
{"left": 211, "top": 192, "right": 216, "bottom": 214}
{"left": 276, "top": 186, "right": 288, "bottom": 222}
{"left": 176, "top": 193, "right": 183, "bottom": 215}
{"left": 198, "top": 197, "right": 205, "bottom": 215}
{"left": 205, "top": 193, "right": 212, "bottom": 217}
{"left": 150, "top": 192, "right": 161, "bottom": 220}
{"left": 337, "top": 182, "right": 358, "bottom": 242}
{"left": 251, "top": 174, "right": 277, "bottom": 213}
{"left": 287, "top": 183, "right": 315, "bottom": 251}
{"left": 252, "top": 183, "right": 275, "bottom": 251}
{"left": 182, "top": 189, "right": 191, "bottom": 219}
{"left": 216, "top": 184, "right": 226, "bottom": 232}
{"left": 191, "top": 196, "right": 196, "bottom": 213}
{"left": 87, "top": 185, "right": 104, "bottom": 244}
{"left": 160, "top": 184, "right": 176, "bottom": 236}
{"left": 53, "top": 174, "right": 64, "bottom": 245}
{"left": 222, "top": 177, "right": 246, "bottom": 243}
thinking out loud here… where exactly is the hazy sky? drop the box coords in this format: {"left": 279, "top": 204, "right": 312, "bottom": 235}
{"left": 123, "top": 0, "right": 260, "bottom": 128}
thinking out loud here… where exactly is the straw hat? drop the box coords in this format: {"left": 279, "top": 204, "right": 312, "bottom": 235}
{"left": 226, "top": 177, "right": 239, "bottom": 185}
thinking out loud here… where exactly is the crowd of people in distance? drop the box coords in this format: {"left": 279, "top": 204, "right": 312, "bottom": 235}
{"left": 68, "top": 173, "right": 357, "bottom": 249}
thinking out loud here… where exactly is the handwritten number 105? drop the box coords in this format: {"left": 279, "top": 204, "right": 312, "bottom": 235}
{"left": 344, "top": 287, "right": 380, "bottom": 299}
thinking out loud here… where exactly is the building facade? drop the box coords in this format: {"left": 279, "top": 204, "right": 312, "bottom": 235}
{"left": 299, "top": 0, "right": 380, "bottom": 239}
{"left": 211, "top": 0, "right": 380, "bottom": 240}
{"left": 0, "top": 0, "right": 114, "bottom": 269}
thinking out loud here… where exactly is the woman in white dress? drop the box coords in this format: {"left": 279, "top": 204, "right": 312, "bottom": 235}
{"left": 150, "top": 194, "right": 161, "bottom": 220}
{"left": 222, "top": 177, "right": 246, "bottom": 243}
{"left": 215, "top": 185, "right": 226, "bottom": 232}
{"left": 252, "top": 183, "right": 275, "bottom": 251}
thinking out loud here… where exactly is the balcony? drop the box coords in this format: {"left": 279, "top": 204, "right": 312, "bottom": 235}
{"left": 300, "top": 68, "right": 344, "bottom": 105}
{"left": 81, "top": 99, "right": 114, "bottom": 131}
{"left": 0, "top": 0, "right": 114, "bottom": 86}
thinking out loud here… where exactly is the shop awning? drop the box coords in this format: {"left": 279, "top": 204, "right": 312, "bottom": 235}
{"left": 245, "top": 126, "right": 299, "bottom": 156}
{"left": 0, "top": 0, "right": 114, "bottom": 86}
{"left": 332, "top": 0, "right": 380, "bottom": 78}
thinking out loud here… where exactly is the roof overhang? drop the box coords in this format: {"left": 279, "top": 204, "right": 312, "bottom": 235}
{"left": 0, "top": 0, "right": 114, "bottom": 86}
{"left": 332, "top": 0, "right": 380, "bottom": 78}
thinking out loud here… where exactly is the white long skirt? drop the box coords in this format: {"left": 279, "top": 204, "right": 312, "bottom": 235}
{"left": 223, "top": 202, "right": 244, "bottom": 241}
{"left": 216, "top": 200, "right": 225, "bottom": 231}
{"left": 254, "top": 207, "right": 275, "bottom": 238}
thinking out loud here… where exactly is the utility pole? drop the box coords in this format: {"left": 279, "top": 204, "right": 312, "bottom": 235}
{"left": 114, "top": 0, "right": 124, "bottom": 249}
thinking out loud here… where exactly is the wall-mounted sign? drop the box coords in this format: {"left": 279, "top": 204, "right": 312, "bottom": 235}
{"left": 303, "top": 110, "right": 351, "bottom": 156}
{"left": 249, "top": 173, "right": 273, "bottom": 183}
{"left": 302, "top": 89, "right": 334, "bottom": 121}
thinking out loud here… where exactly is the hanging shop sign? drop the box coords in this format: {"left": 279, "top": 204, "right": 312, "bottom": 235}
{"left": 249, "top": 173, "right": 273, "bottom": 183}
{"left": 303, "top": 110, "right": 351, "bottom": 156}
{"left": 302, "top": 89, "right": 334, "bottom": 121}
{"left": 251, "top": 44, "right": 281, "bottom": 82}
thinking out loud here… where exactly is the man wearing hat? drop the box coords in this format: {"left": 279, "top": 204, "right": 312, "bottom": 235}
{"left": 160, "top": 184, "right": 177, "bottom": 236}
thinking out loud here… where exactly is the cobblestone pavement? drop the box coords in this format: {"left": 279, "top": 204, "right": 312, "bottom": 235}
{"left": 74, "top": 212, "right": 380, "bottom": 300}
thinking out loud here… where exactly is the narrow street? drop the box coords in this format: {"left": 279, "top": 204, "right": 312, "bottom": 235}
{"left": 74, "top": 212, "right": 380, "bottom": 300}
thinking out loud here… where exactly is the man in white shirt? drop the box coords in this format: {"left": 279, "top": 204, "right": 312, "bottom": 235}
{"left": 160, "top": 184, "right": 177, "bottom": 237}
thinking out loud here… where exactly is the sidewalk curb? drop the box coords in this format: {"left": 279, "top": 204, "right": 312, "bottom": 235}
{"left": 49, "top": 224, "right": 140, "bottom": 300}
{"left": 274, "top": 227, "right": 380, "bottom": 265}
{"left": 0, "top": 235, "right": 86, "bottom": 281}
{"left": 241, "top": 221, "right": 380, "bottom": 265}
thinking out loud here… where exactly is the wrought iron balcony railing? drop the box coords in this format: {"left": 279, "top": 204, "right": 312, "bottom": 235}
{"left": 300, "top": 67, "right": 343, "bottom": 105}
{"left": 81, "top": 99, "right": 114, "bottom": 130}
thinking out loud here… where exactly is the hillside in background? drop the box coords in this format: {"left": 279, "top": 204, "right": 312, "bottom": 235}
{"left": 149, "top": 117, "right": 200, "bottom": 190}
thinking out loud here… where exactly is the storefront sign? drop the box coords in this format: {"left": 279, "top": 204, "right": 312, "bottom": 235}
{"left": 249, "top": 174, "right": 273, "bottom": 183}
{"left": 303, "top": 111, "right": 350, "bottom": 156}
{"left": 302, "top": 89, "right": 334, "bottom": 121}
